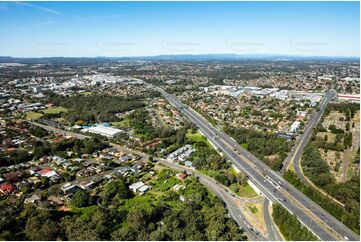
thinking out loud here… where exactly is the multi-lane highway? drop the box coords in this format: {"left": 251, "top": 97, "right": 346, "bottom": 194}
{"left": 149, "top": 83, "right": 359, "bottom": 241}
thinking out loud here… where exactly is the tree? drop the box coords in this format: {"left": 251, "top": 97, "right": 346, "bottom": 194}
{"left": 25, "top": 212, "right": 58, "bottom": 241}
{"left": 236, "top": 172, "right": 248, "bottom": 186}
{"left": 71, "top": 190, "right": 89, "bottom": 207}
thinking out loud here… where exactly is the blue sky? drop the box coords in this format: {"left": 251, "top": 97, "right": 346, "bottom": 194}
{"left": 0, "top": 1, "right": 359, "bottom": 57}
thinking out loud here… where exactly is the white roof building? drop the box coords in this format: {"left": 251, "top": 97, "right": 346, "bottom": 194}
{"left": 129, "top": 181, "right": 151, "bottom": 194}
{"left": 86, "top": 125, "right": 122, "bottom": 138}
{"left": 290, "top": 121, "right": 301, "bottom": 133}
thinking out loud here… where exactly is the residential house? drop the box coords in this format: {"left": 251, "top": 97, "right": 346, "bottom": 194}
{"left": 129, "top": 181, "right": 151, "bottom": 195}
{"left": 0, "top": 183, "right": 16, "bottom": 196}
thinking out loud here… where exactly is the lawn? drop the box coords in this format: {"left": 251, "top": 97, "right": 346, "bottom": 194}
{"left": 42, "top": 107, "right": 68, "bottom": 114}
{"left": 26, "top": 111, "right": 43, "bottom": 120}
{"left": 120, "top": 193, "right": 156, "bottom": 212}
{"left": 111, "top": 118, "right": 130, "bottom": 128}
{"left": 229, "top": 183, "right": 258, "bottom": 198}
{"left": 186, "top": 129, "right": 213, "bottom": 148}
{"left": 71, "top": 205, "right": 99, "bottom": 219}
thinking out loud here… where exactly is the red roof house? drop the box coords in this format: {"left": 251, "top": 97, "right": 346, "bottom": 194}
{"left": 0, "top": 183, "right": 16, "bottom": 196}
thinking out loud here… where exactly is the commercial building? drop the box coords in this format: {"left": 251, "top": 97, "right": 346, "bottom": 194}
{"left": 83, "top": 125, "right": 123, "bottom": 138}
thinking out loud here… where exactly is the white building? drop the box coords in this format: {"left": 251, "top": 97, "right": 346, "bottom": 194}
{"left": 129, "top": 181, "right": 150, "bottom": 195}
{"left": 290, "top": 121, "right": 301, "bottom": 133}
{"left": 84, "top": 125, "right": 123, "bottom": 138}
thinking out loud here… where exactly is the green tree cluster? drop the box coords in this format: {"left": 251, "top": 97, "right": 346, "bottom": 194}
{"left": 272, "top": 203, "right": 317, "bottom": 241}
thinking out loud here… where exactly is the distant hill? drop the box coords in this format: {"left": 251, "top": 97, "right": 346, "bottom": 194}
{"left": 0, "top": 54, "right": 359, "bottom": 64}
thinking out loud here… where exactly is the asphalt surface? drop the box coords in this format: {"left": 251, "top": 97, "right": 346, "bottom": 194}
{"left": 149, "top": 84, "right": 359, "bottom": 241}
{"left": 263, "top": 199, "right": 283, "bottom": 241}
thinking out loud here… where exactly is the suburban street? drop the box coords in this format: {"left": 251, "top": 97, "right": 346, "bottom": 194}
{"left": 149, "top": 83, "right": 359, "bottom": 241}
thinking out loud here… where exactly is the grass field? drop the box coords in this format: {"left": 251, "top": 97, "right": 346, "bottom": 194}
{"left": 25, "top": 112, "right": 43, "bottom": 120}
{"left": 186, "top": 129, "right": 212, "bottom": 148}
{"left": 42, "top": 107, "right": 68, "bottom": 114}
{"left": 111, "top": 118, "right": 131, "bottom": 128}
{"left": 316, "top": 132, "right": 336, "bottom": 143}
{"left": 230, "top": 183, "right": 258, "bottom": 198}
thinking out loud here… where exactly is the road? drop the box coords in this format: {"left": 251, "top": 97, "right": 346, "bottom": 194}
{"left": 287, "top": 90, "right": 336, "bottom": 183}
{"left": 148, "top": 83, "right": 359, "bottom": 241}
{"left": 283, "top": 90, "right": 345, "bottom": 206}
{"left": 263, "top": 199, "right": 283, "bottom": 241}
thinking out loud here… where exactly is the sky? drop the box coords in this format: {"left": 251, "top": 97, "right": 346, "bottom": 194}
{"left": 0, "top": 1, "right": 359, "bottom": 57}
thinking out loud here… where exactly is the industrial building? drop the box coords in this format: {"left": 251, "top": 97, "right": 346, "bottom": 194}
{"left": 82, "top": 125, "right": 123, "bottom": 138}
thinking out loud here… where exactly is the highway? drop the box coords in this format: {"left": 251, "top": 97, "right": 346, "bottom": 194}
{"left": 149, "top": 84, "right": 359, "bottom": 241}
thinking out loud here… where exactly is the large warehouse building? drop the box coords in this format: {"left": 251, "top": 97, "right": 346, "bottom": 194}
{"left": 83, "top": 125, "right": 123, "bottom": 138}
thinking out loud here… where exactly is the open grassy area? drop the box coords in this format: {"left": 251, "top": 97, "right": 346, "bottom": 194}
{"left": 71, "top": 205, "right": 98, "bottom": 219}
{"left": 111, "top": 118, "right": 131, "bottom": 128}
{"left": 25, "top": 111, "right": 43, "bottom": 120}
{"left": 229, "top": 183, "right": 258, "bottom": 198}
{"left": 186, "top": 129, "right": 213, "bottom": 148}
{"left": 316, "top": 132, "right": 336, "bottom": 143}
{"left": 53, "top": 117, "right": 66, "bottom": 123}
{"left": 42, "top": 107, "right": 68, "bottom": 114}
{"left": 119, "top": 193, "right": 156, "bottom": 212}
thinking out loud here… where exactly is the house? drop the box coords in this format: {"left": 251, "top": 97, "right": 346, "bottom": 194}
{"left": 77, "top": 180, "right": 95, "bottom": 190}
{"left": 290, "top": 121, "right": 301, "bottom": 133}
{"left": 172, "top": 184, "right": 183, "bottom": 191}
{"left": 120, "top": 154, "right": 132, "bottom": 162}
{"left": 129, "top": 181, "right": 151, "bottom": 195}
{"left": 176, "top": 173, "right": 188, "bottom": 180}
{"left": 27, "top": 176, "right": 41, "bottom": 185}
{"left": 24, "top": 194, "right": 41, "bottom": 204}
{"left": 52, "top": 155, "right": 67, "bottom": 165}
{"left": 0, "top": 183, "right": 16, "bottom": 196}
{"left": 38, "top": 167, "right": 58, "bottom": 178}
{"left": 113, "top": 166, "right": 131, "bottom": 177}
{"left": 133, "top": 160, "right": 147, "bottom": 169}
{"left": 184, "top": 161, "right": 193, "bottom": 167}
{"left": 61, "top": 183, "right": 79, "bottom": 194}
{"left": 15, "top": 181, "right": 30, "bottom": 190}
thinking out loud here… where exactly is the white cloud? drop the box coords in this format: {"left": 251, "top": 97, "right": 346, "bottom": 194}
{"left": 15, "top": 2, "right": 61, "bottom": 15}
{"left": 32, "top": 20, "right": 55, "bottom": 28}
